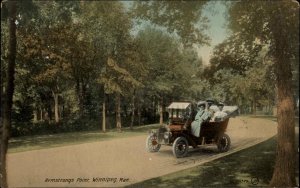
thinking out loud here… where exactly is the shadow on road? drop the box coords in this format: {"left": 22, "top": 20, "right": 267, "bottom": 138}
{"left": 128, "top": 120, "right": 299, "bottom": 188}
{"left": 127, "top": 136, "right": 289, "bottom": 188}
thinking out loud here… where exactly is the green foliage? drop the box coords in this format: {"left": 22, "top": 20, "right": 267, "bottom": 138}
{"left": 228, "top": 1, "right": 299, "bottom": 56}
{"left": 10, "top": 113, "right": 159, "bottom": 137}
{"left": 11, "top": 119, "right": 98, "bottom": 137}
{"left": 132, "top": 1, "right": 210, "bottom": 46}
{"left": 1, "top": 0, "right": 38, "bottom": 23}
{"left": 136, "top": 27, "right": 180, "bottom": 96}
{"left": 2, "top": 0, "right": 208, "bottom": 136}
{"left": 2, "top": 0, "right": 295, "bottom": 139}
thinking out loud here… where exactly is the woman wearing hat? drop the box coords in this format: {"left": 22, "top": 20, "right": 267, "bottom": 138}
{"left": 213, "top": 102, "right": 228, "bottom": 122}
{"left": 191, "top": 101, "right": 214, "bottom": 137}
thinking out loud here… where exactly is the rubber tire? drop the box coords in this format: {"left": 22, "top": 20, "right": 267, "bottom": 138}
{"left": 146, "top": 135, "right": 161, "bottom": 152}
{"left": 172, "top": 137, "right": 189, "bottom": 158}
{"left": 217, "top": 133, "right": 231, "bottom": 152}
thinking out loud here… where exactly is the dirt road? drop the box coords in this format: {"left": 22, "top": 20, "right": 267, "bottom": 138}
{"left": 7, "top": 117, "right": 277, "bottom": 187}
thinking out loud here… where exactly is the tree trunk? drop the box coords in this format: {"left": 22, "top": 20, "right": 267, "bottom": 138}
{"left": 76, "top": 80, "right": 85, "bottom": 116}
{"left": 252, "top": 95, "right": 256, "bottom": 116}
{"left": 52, "top": 90, "right": 59, "bottom": 123}
{"left": 0, "top": 69, "right": 2, "bottom": 150}
{"left": 268, "top": 96, "right": 273, "bottom": 115}
{"left": 116, "top": 93, "right": 122, "bottom": 132}
{"left": 130, "top": 91, "right": 135, "bottom": 130}
{"left": 75, "top": 80, "right": 81, "bottom": 114}
{"left": 0, "top": 1, "right": 17, "bottom": 187}
{"left": 60, "top": 105, "right": 64, "bottom": 119}
{"left": 46, "top": 102, "right": 52, "bottom": 122}
{"left": 159, "top": 96, "right": 163, "bottom": 125}
{"left": 40, "top": 107, "right": 43, "bottom": 121}
{"left": 137, "top": 103, "right": 141, "bottom": 126}
{"left": 81, "top": 80, "right": 87, "bottom": 114}
{"left": 270, "top": 53, "right": 296, "bottom": 186}
{"left": 152, "top": 96, "right": 156, "bottom": 121}
{"left": 0, "top": 56, "right": 3, "bottom": 127}
{"left": 102, "top": 90, "right": 106, "bottom": 132}
{"left": 33, "top": 109, "right": 38, "bottom": 123}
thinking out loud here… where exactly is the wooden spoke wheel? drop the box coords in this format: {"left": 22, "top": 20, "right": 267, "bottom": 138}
{"left": 146, "top": 135, "right": 161, "bottom": 152}
{"left": 172, "top": 137, "right": 189, "bottom": 158}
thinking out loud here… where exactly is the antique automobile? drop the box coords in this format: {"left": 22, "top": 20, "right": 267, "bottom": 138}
{"left": 146, "top": 101, "right": 239, "bottom": 158}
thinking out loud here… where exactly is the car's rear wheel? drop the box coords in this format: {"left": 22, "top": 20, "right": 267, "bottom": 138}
{"left": 172, "top": 137, "right": 189, "bottom": 158}
{"left": 146, "top": 135, "right": 161, "bottom": 152}
{"left": 217, "top": 133, "right": 231, "bottom": 152}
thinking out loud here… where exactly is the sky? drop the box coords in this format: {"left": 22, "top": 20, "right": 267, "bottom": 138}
{"left": 197, "top": 1, "right": 229, "bottom": 65}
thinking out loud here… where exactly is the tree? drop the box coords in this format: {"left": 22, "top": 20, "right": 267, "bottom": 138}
{"left": 9, "top": 1, "right": 81, "bottom": 124}
{"left": 80, "top": 1, "right": 143, "bottom": 131}
{"left": 132, "top": 1, "right": 215, "bottom": 124}
{"left": 0, "top": 1, "right": 17, "bottom": 187}
{"left": 205, "top": 34, "right": 262, "bottom": 79}
{"left": 120, "top": 39, "right": 146, "bottom": 129}
{"left": 136, "top": 27, "right": 181, "bottom": 124}
{"left": 17, "top": 21, "right": 70, "bottom": 124}
{"left": 132, "top": 1, "right": 210, "bottom": 47}
{"left": 101, "top": 57, "right": 141, "bottom": 131}
{"left": 228, "top": 1, "right": 299, "bottom": 186}
{"left": 35, "top": 1, "right": 82, "bottom": 121}
{"left": 204, "top": 35, "right": 276, "bottom": 113}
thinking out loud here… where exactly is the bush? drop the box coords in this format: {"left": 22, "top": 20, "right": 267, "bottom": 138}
{"left": 11, "top": 118, "right": 98, "bottom": 137}
{"left": 10, "top": 114, "right": 160, "bottom": 137}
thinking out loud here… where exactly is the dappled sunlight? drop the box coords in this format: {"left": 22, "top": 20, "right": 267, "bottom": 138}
{"left": 234, "top": 172, "right": 254, "bottom": 187}
{"left": 129, "top": 136, "right": 279, "bottom": 187}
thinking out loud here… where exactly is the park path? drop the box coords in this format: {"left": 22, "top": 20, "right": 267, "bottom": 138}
{"left": 7, "top": 117, "right": 277, "bottom": 187}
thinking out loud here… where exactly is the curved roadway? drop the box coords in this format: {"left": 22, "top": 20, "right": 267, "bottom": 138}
{"left": 7, "top": 117, "right": 277, "bottom": 187}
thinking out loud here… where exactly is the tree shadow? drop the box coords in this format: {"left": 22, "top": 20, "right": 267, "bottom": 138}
{"left": 8, "top": 132, "right": 116, "bottom": 152}
{"left": 127, "top": 137, "right": 279, "bottom": 188}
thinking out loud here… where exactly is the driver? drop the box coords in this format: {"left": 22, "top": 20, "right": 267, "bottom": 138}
{"left": 191, "top": 100, "right": 215, "bottom": 137}
{"left": 190, "top": 101, "right": 206, "bottom": 137}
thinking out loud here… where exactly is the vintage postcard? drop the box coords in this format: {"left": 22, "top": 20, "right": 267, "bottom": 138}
{"left": 1, "top": 1, "right": 298, "bottom": 187}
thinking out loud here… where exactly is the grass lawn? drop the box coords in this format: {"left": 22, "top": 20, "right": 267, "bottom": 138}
{"left": 8, "top": 124, "right": 160, "bottom": 153}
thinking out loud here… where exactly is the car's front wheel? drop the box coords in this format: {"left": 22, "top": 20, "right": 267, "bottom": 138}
{"left": 146, "top": 135, "right": 161, "bottom": 152}
{"left": 172, "top": 137, "right": 189, "bottom": 158}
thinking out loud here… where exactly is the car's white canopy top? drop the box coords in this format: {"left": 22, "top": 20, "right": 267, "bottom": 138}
{"left": 167, "top": 102, "right": 191, "bottom": 110}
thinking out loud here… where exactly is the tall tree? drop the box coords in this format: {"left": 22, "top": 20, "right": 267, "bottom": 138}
{"left": 228, "top": 1, "right": 299, "bottom": 186}
{"left": 11, "top": 1, "right": 81, "bottom": 124}
{"left": 136, "top": 27, "right": 181, "bottom": 124}
{"left": 132, "top": 1, "right": 210, "bottom": 47}
{"left": 81, "top": 1, "right": 143, "bottom": 131}
{"left": 204, "top": 35, "right": 275, "bottom": 112}
{"left": 132, "top": 1, "right": 212, "bottom": 124}
{"left": 0, "top": 1, "right": 17, "bottom": 187}
{"left": 35, "top": 1, "right": 82, "bottom": 120}
{"left": 100, "top": 57, "right": 141, "bottom": 131}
